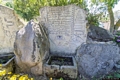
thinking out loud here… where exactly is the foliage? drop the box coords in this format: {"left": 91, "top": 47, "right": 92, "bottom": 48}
{"left": 87, "top": 13, "right": 100, "bottom": 26}
{"left": 0, "top": 0, "right": 13, "bottom": 9}
{"left": 14, "top": 0, "right": 39, "bottom": 21}
{"left": 0, "top": 0, "right": 2, "bottom": 4}
{"left": 0, "top": 69, "right": 33, "bottom": 80}
{"left": 91, "top": 0, "right": 118, "bottom": 7}
{"left": 5, "top": 2, "right": 13, "bottom": 8}
{"left": 59, "top": 77, "right": 63, "bottom": 80}
{"left": 14, "top": 0, "right": 87, "bottom": 21}
{"left": 104, "top": 71, "right": 120, "bottom": 79}
{"left": 115, "top": 19, "right": 120, "bottom": 30}
{"left": 0, "top": 70, "right": 6, "bottom": 76}
{"left": 91, "top": 71, "right": 120, "bottom": 80}
{"left": 113, "top": 31, "right": 120, "bottom": 47}
{"left": 90, "top": 0, "right": 119, "bottom": 33}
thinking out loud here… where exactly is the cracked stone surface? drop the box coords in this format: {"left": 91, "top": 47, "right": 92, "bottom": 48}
{"left": 0, "top": 5, "right": 24, "bottom": 53}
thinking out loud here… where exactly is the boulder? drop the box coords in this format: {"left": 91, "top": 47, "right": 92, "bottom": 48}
{"left": 76, "top": 43, "right": 120, "bottom": 78}
{"left": 87, "top": 26, "right": 114, "bottom": 42}
{"left": 14, "top": 20, "right": 50, "bottom": 75}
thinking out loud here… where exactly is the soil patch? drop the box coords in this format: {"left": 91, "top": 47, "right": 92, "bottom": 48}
{"left": 48, "top": 56, "right": 73, "bottom": 66}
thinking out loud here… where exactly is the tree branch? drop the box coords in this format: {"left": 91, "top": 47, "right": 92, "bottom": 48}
{"left": 115, "top": 19, "right": 120, "bottom": 30}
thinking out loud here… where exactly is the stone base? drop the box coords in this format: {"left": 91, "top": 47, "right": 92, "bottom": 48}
{"left": 43, "top": 56, "right": 77, "bottom": 79}
{"left": 0, "top": 48, "right": 14, "bottom": 54}
{"left": 0, "top": 53, "right": 15, "bottom": 73}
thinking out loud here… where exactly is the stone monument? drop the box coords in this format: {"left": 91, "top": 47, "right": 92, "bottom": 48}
{"left": 14, "top": 5, "right": 87, "bottom": 79}
{"left": 39, "top": 5, "right": 87, "bottom": 79}
{"left": 14, "top": 4, "right": 120, "bottom": 79}
{"left": 0, "top": 5, "right": 24, "bottom": 53}
{"left": 39, "top": 5, "right": 87, "bottom": 55}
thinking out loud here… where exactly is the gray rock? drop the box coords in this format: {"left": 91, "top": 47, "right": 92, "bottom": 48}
{"left": 14, "top": 20, "right": 50, "bottom": 75}
{"left": 115, "top": 60, "right": 120, "bottom": 69}
{"left": 87, "top": 26, "right": 114, "bottom": 42}
{"left": 76, "top": 43, "right": 120, "bottom": 78}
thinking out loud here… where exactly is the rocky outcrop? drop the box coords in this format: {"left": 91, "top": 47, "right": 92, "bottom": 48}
{"left": 14, "top": 20, "right": 49, "bottom": 75}
{"left": 87, "top": 26, "right": 114, "bottom": 42}
{"left": 76, "top": 43, "right": 120, "bottom": 78}
{"left": 0, "top": 5, "right": 24, "bottom": 53}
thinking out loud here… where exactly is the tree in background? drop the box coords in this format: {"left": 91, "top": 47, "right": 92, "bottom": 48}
{"left": 14, "top": 0, "right": 39, "bottom": 21}
{"left": 91, "top": 0, "right": 119, "bottom": 33}
{"left": 87, "top": 13, "right": 100, "bottom": 26}
{"left": 14, "top": 0, "right": 101, "bottom": 27}
{"left": 86, "top": 1, "right": 104, "bottom": 27}
{"left": 14, "top": 0, "right": 87, "bottom": 21}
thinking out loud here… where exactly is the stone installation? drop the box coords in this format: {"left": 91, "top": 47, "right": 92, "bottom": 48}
{"left": 14, "top": 5, "right": 87, "bottom": 79}
{"left": 14, "top": 20, "right": 50, "bottom": 75}
{"left": 39, "top": 5, "right": 87, "bottom": 55}
{"left": 39, "top": 5, "right": 87, "bottom": 79}
{"left": 0, "top": 5, "right": 24, "bottom": 54}
{"left": 14, "top": 4, "right": 120, "bottom": 79}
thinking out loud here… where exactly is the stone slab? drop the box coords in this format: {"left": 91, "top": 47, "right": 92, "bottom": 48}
{"left": 0, "top": 5, "right": 24, "bottom": 52}
{"left": 39, "top": 5, "right": 87, "bottom": 55}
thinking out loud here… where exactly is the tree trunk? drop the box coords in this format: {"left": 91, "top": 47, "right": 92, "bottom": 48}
{"left": 115, "top": 19, "right": 120, "bottom": 30}
{"left": 107, "top": 6, "right": 114, "bottom": 33}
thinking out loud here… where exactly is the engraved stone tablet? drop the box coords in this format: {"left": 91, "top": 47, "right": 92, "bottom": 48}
{"left": 0, "top": 5, "right": 24, "bottom": 53}
{"left": 39, "top": 5, "right": 87, "bottom": 55}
